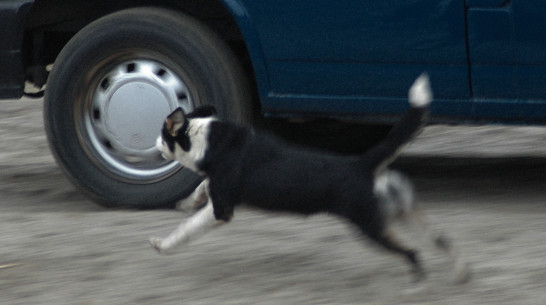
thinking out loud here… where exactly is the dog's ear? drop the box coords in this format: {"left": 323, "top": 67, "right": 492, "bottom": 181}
{"left": 165, "top": 107, "right": 186, "bottom": 137}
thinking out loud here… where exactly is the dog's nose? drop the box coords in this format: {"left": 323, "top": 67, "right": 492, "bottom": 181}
{"left": 155, "top": 137, "right": 167, "bottom": 160}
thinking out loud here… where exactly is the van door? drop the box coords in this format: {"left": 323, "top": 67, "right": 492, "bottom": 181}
{"left": 466, "top": 0, "right": 518, "bottom": 121}
{"left": 512, "top": 1, "right": 546, "bottom": 121}
{"left": 241, "top": 0, "right": 471, "bottom": 119}
{"left": 467, "top": 0, "right": 546, "bottom": 122}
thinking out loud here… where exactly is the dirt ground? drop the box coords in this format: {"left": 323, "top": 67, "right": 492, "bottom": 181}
{"left": 1, "top": 97, "right": 545, "bottom": 305}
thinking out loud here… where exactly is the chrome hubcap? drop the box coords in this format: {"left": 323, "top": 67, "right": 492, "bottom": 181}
{"left": 83, "top": 59, "right": 193, "bottom": 181}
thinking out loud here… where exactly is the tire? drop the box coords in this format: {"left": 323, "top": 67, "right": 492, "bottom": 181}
{"left": 44, "top": 8, "right": 252, "bottom": 208}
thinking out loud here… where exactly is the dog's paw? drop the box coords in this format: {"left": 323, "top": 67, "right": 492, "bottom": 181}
{"left": 176, "top": 198, "right": 207, "bottom": 213}
{"left": 176, "top": 199, "right": 198, "bottom": 213}
{"left": 410, "top": 267, "right": 427, "bottom": 283}
{"left": 149, "top": 237, "right": 172, "bottom": 255}
{"left": 453, "top": 263, "right": 472, "bottom": 284}
{"left": 149, "top": 237, "right": 163, "bottom": 252}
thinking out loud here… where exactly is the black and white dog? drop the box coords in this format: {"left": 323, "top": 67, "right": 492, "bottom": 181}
{"left": 151, "top": 74, "right": 469, "bottom": 283}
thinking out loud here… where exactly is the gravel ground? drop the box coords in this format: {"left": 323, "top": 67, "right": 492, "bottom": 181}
{"left": 1, "top": 97, "right": 545, "bottom": 304}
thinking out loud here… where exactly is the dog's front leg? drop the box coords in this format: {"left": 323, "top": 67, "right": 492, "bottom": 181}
{"left": 176, "top": 179, "right": 209, "bottom": 212}
{"left": 150, "top": 200, "right": 226, "bottom": 254}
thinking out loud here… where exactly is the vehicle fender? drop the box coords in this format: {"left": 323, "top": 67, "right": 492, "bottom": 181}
{"left": 0, "top": 0, "right": 33, "bottom": 49}
{"left": 219, "top": 0, "right": 270, "bottom": 102}
{"left": 0, "top": 0, "right": 34, "bottom": 99}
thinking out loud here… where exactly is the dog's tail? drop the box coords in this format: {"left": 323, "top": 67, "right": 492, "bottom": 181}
{"left": 362, "top": 73, "right": 432, "bottom": 173}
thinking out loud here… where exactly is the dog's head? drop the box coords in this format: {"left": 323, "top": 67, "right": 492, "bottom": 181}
{"left": 156, "top": 106, "right": 217, "bottom": 172}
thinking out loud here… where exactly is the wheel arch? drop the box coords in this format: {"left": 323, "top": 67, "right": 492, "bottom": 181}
{"left": 218, "top": 0, "right": 269, "bottom": 107}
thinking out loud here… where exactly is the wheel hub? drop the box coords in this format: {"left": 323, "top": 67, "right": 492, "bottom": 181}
{"left": 105, "top": 81, "right": 171, "bottom": 153}
{"left": 85, "top": 59, "right": 193, "bottom": 180}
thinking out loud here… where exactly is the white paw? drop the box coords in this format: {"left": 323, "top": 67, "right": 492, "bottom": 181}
{"left": 149, "top": 237, "right": 172, "bottom": 255}
{"left": 176, "top": 199, "right": 193, "bottom": 212}
{"left": 454, "top": 263, "right": 472, "bottom": 284}
{"left": 409, "top": 73, "right": 432, "bottom": 108}
{"left": 176, "top": 198, "right": 198, "bottom": 212}
{"left": 176, "top": 197, "right": 208, "bottom": 212}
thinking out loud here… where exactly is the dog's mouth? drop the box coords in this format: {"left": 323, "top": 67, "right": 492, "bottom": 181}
{"left": 158, "top": 149, "right": 174, "bottom": 161}
{"left": 155, "top": 137, "right": 173, "bottom": 161}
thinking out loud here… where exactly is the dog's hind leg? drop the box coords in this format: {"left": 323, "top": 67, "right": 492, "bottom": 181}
{"left": 366, "top": 229, "right": 426, "bottom": 282}
{"left": 407, "top": 209, "right": 471, "bottom": 284}
{"left": 374, "top": 170, "right": 470, "bottom": 283}
{"left": 150, "top": 200, "right": 226, "bottom": 254}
